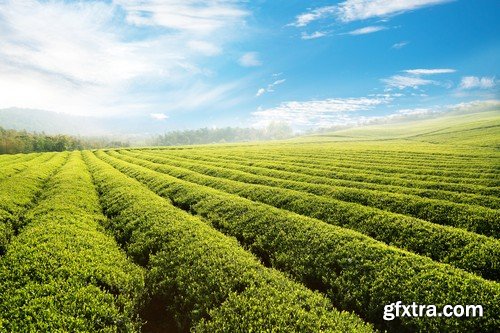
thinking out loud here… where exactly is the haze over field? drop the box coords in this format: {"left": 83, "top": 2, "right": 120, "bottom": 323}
{"left": 0, "top": 0, "right": 498, "bottom": 136}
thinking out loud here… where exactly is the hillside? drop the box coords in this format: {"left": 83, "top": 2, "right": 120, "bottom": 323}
{"left": 302, "top": 109, "right": 500, "bottom": 149}
{"left": 0, "top": 108, "right": 173, "bottom": 136}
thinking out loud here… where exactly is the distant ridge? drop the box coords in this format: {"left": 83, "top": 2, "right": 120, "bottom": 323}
{"left": 298, "top": 106, "right": 500, "bottom": 149}
{"left": 0, "top": 108, "right": 172, "bottom": 136}
{"left": 0, "top": 108, "right": 105, "bottom": 135}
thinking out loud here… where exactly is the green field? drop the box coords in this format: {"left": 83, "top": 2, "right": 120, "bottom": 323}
{"left": 0, "top": 110, "right": 499, "bottom": 332}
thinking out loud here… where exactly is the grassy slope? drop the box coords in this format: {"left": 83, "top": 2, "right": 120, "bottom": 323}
{"left": 297, "top": 110, "right": 500, "bottom": 150}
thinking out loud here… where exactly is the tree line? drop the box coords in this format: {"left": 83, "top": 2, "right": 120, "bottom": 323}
{"left": 1, "top": 123, "right": 294, "bottom": 154}
{"left": 0, "top": 127, "right": 129, "bottom": 154}
{"left": 149, "top": 123, "right": 293, "bottom": 146}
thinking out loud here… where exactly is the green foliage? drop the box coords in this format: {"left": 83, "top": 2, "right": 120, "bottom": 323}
{"left": 97, "top": 150, "right": 500, "bottom": 332}
{"left": 0, "top": 153, "right": 52, "bottom": 180}
{"left": 0, "top": 127, "right": 84, "bottom": 154}
{"left": 150, "top": 123, "right": 293, "bottom": 146}
{"left": 146, "top": 150, "right": 499, "bottom": 226}
{"left": 113, "top": 150, "right": 500, "bottom": 280}
{"left": 0, "top": 152, "right": 67, "bottom": 254}
{"left": 0, "top": 127, "right": 130, "bottom": 155}
{"left": 1, "top": 111, "right": 498, "bottom": 332}
{"left": 196, "top": 277, "right": 369, "bottom": 333}
{"left": 198, "top": 151, "right": 498, "bottom": 196}
{"left": 152, "top": 146, "right": 499, "bottom": 209}
{"left": 0, "top": 151, "right": 42, "bottom": 165}
{"left": 83, "top": 151, "right": 373, "bottom": 333}
{"left": 0, "top": 152, "right": 144, "bottom": 332}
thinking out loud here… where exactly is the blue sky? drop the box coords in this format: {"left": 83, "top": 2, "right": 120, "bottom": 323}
{"left": 0, "top": 0, "right": 498, "bottom": 130}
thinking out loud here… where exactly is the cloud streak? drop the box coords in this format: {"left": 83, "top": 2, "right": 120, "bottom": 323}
{"left": 115, "top": 0, "right": 248, "bottom": 34}
{"left": 392, "top": 41, "right": 409, "bottom": 49}
{"left": 301, "top": 31, "right": 328, "bottom": 40}
{"left": 0, "top": 0, "right": 249, "bottom": 117}
{"left": 382, "top": 75, "right": 435, "bottom": 90}
{"left": 382, "top": 68, "right": 456, "bottom": 90}
{"left": 404, "top": 68, "right": 456, "bottom": 75}
{"left": 256, "top": 78, "right": 286, "bottom": 97}
{"left": 291, "top": 0, "right": 452, "bottom": 27}
{"left": 345, "top": 25, "right": 387, "bottom": 35}
{"left": 459, "top": 76, "right": 496, "bottom": 89}
{"left": 252, "top": 96, "right": 391, "bottom": 128}
{"left": 336, "top": 0, "right": 453, "bottom": 22}
{"left": 291, "top": 6, "right": 336, "bottom": 27}
{"left": 150, "top": 113, "right": 169, "bottom": 120}
{"left": 239, "top": 52, "right": 262, "bottom": 67}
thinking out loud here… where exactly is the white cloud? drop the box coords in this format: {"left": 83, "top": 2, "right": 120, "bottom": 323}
{"left": 291, "top": 6, "right": 336, "bottom": 27}
{"left": 459, "top": 76, "right": 496, "bottom": 89}
{"left": 396, "top": 100, "right": 500, "bottom": 117}
{"left": 255, "top": 78, "right": 286, "bottom": 97}
{"left": 150, "top": 113, "right": 169, "bottom": 120}
{"left": 309, "top": 99, "right": 499, "bottom": 132}
{"left": 346, "top": 25, "right": 386, "bottom": 35}
{"left": 239, "top": 52, "right": 262, "bottom": 67}
{"left": 0, "top": 0, "right": 248, "bottom": 117}
{"left": 256, "top": 88, "right": 266, "bottom": 97}
{"left": 397, "top": 108, "right": 432, "bottom": 116}
{"left": 252, "top": 96, "right": 390, "bottom": 127}
{"left": 272, "top": 79, "right": 286, "bottom": 86}
{"left": 336, "top": 0, "right": 453, "bottom": 22}
{"left": 164, "top": 80, "right": 245, "bottom": 110}
{"left": 446, "top": 99, "right": 500, "bottom": 111}
{"left": 382, "top": 75, "right": 435, "bottom": 90}
{"left": 301, "top": 31, "right": 328, "bottom": 40}
{"left": 404, "top": 68, "right": 456, "bottom": 75}
{"left": 187, "top": 40, "right": 221, "bottom": 56}
{"left": 381, "top": 68, "right": 456, "bottom": 90}
{"left": 392, "top": 41, "right": 409, "bottom": 49}
{"left": 114, "top": 0, "right": 248, "bottom": 35}
{"left": 291, "top": 1, "right": 451, "bottom": 27}
{"left": 369, "top": 93, "right": 404, "bottom": 98}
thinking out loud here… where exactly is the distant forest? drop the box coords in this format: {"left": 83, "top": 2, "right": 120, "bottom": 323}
{"left": 0, "top": 123, "right": 294, "bottom": 154}
{"left": 149, "top": 123, "right": 293, "bottom": 146}
{"left": 0, "top": 127, "right": 129, "bottom": 154}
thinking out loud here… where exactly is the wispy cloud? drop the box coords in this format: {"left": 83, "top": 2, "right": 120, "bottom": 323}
{"left": 396, "top": 108, "right": 433, "bottom": 116}
{"left": 252, "top": 96, "right": 391, "bottom": 127}
{"left": 392, "top": 41, "right": 409, "bottom": 49}
{"left": 459, "top": 76, "right": 496, "bottom": 89}
{"left": 309, "top": 99, "right": 500, "bottom": 133}
{"left": 164, "top": 80, "right": 246, "bottom": 110}
{"left": 115, "top": 0, "right": 248, "bottom": 34}
{"left": 301, "top": 31, "right": 328, "bottom": 40}
{"left": 395, "top": 99, "right": 500, "bottom": 117}
{"left": 239, "top": 52, "right": 262, "bottom": 67}
{"left": 290, "top": 6, "right": 336, "bottom": 27}
{"left": 256, "top": 78, "right": 286, "bottom": 97}
{"left": 291, "top": 1, "right": 452, "bottom": 27}
{"left": 187, "top": 40, "right": 221, "bottom": 56}
{"left": 382, "top": 75, "right": 435, "bottom": 90}
{"left": 404, "top": 68, "right": 456, "bottom": 75}
{"left": 345, "top": 25, "right": 387, "bottom": 35}
{"left": 382, "top": 68, "right": 456, "bottom": 90}
{"left": 150, "top": 113, "right": 169, "bottom": 120}
{"left": 256, "top": 88, "right": 266, "bottom": 97}
{"left": 0, "top": 0, "right": 249, "bottom": 116}
{"left": 336, "top": 0, "right": 453, "bottom": 22}
{"left": 270, "top": 79, "right": 286, "bottom": 88}
{"left": 446, "top": 99, "right": 500, "bottom": 111}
